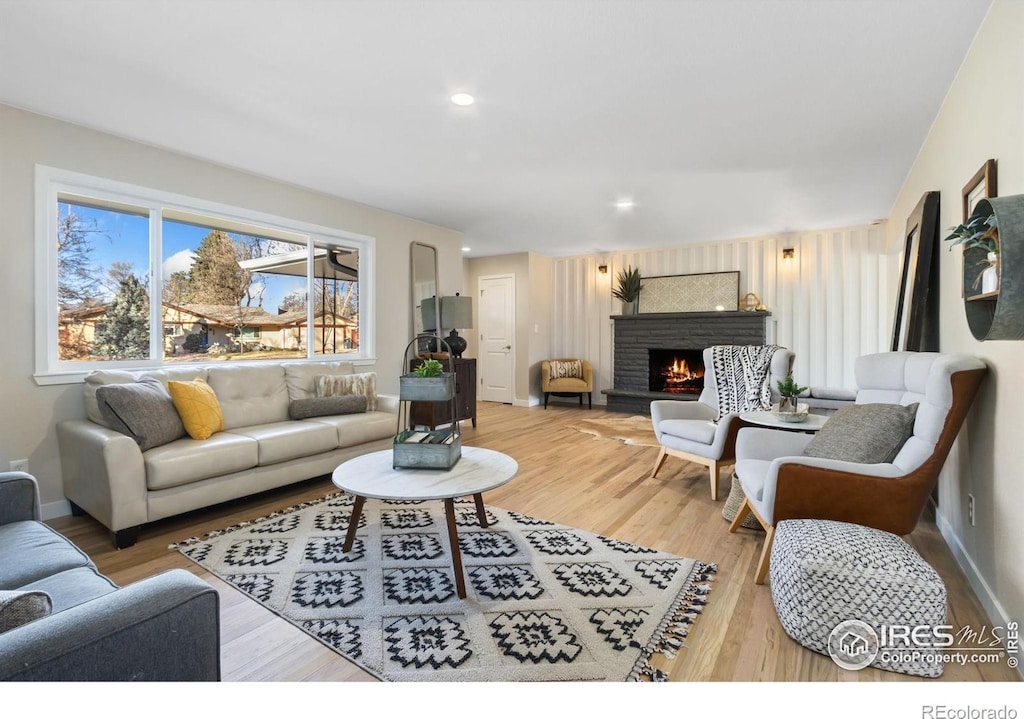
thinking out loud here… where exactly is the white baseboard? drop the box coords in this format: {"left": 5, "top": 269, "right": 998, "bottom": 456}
{"left": 42, "top": 499, "right": 71, "bottom": 521}
{"left": 933, "top": 503, "right": 1023, "bottom": 679}
{"left": 513, "top": 397, "right": 541, "bottom": 408}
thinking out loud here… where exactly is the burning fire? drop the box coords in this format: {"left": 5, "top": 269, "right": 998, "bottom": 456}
{"left": 661, "top": 357, "right": 704, "bottom": 393}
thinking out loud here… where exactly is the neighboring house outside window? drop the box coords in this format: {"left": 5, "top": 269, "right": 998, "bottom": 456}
{"left": 35, "top": 166, "right": 374, "bottom": 383}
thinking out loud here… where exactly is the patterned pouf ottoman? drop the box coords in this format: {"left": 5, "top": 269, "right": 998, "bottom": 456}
{"left": 769, "top": 519, "right": 948, "bottom": 678}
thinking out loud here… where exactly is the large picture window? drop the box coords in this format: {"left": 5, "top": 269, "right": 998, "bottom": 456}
{"left": 36, "top": 166, "right": 374, "bottom": 383}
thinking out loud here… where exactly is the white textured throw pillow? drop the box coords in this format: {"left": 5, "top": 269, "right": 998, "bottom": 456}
{"left": 315, "top": 371, "right": 377, "bottom": 412}
{"left": 0, "top": 589, "right": 52, "bottom": 634}
{"left": 549, "top": 360, "right": 583, "bottom": 380}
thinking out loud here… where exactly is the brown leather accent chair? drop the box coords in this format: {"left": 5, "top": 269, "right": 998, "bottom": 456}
{"left": 729, "top": 352, "right": 987, "bottom": 584}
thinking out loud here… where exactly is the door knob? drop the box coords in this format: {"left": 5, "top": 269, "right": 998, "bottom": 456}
{"left": 503, "top": 345, "right": 511, "bottom": 350}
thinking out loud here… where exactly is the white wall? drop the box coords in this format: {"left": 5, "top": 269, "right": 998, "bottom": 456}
{"left": 886, "top": 0, "right": 1024, "bottom": 635}
{"left": 0, "top": 103, "right": 464, "bottom": 514}
{"left": 552, "top": 224, "right": 896, "bottom": 402}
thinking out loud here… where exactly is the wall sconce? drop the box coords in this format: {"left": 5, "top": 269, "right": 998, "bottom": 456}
{"left": 598, "top": 264, "right": 608, "bottom": 274}
{"left": 782, "top": 248, "right": 795, "bottom": 262}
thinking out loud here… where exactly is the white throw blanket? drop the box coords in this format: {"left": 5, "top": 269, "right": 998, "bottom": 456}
{"left": 711, "top": 345, "right": 781, "bottom": 420}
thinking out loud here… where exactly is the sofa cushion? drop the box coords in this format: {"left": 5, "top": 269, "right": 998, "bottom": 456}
{"left": 282, "top": 361, "right": 355, "bottom": 401}
{"left": 306, "top": 410, "right": 396, "bottom": 448}
{"left": 207, "top": 364, "right": 290, "bottom": 429}
{"left": 226, "top": 421, "right": 339, "bottom": 466}
{"left": 658, "top": 419, "right": 717, "bottom": 446}
{"left": 0, "top": 589, "right": 52, "bottom": 634}
{"left": 18, "top": 566, "right": 117, "bottom": 613}
{"left": 83, "top": 370, "right": 139, "bottom": 427}
{"left": 288, "top": 395, "right": 367, "bottom": 420}
{"left": 316, "top": 371, "right": 378, "bottom": 411}
{"left": 144, "top": 433, "right": 259, "bottom": 490}
{"left": 547, "top": 377, "right": 589, "bottom": 392}
{"left": 168, "top": 378, "right": 225, "bottom": 440}
{"left": 95, "top": 377, "right": 187, "bottom": 451}
{"left": 804, "top": 403, "right": 919, "bottom": 464}
{"left": 0, "top": 522, "right": 94, "bottom": 590}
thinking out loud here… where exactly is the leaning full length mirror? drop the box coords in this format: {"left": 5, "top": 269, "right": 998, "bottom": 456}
{"left": 410, "top": 242, "right": 439, "bottom": 347}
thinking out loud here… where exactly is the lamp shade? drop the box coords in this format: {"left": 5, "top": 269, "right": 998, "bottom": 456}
{"left": 439, "top": 295, "right": 473, "bottom": 330}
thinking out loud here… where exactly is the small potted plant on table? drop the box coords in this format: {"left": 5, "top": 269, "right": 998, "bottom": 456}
{"left": 775, "top": 373, "right": 809, "bottom": 422}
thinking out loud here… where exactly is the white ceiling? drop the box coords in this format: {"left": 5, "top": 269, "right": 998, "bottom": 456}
{"left": 0, "top": 0, "right": 992, "bottom": 258}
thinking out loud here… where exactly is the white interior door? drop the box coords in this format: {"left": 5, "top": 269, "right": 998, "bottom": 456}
{"left": 478, "top": 274, "right": 515, "bottom": 404}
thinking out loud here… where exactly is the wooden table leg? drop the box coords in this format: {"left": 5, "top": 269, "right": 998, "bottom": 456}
{"left": 473, "top": 493, "right": 488, "bottom": 527}
{"left": 444, "top": 498, "right": 467, "bottom": 599}
{"left": 342, "top": 495, "right": 365, "bottom": 552}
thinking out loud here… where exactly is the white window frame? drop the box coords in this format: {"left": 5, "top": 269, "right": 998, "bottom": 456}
{"left": 35, "top": 165, "right": 376, "bottom": 385}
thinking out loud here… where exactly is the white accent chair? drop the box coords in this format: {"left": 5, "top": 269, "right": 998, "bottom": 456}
{"left": 729, "top": 351, "right": 987, "bottom": 584}
{"left": 650, "top": 346, "right": 795, "bottom": 500}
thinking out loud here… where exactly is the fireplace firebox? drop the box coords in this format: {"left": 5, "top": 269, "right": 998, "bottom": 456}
{"left": 649, "top": 349, "right": 705, "bottom": 395}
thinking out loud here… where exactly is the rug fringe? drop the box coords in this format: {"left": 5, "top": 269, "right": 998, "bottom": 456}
{"left": 628, "top": 561, "right": 718, "bottom": 681}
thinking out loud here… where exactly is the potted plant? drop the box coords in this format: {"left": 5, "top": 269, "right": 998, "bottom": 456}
{"left": 400, "top": 357, "right": 455, "bottom": 401}
{"left": 945, "top": 213, "right": 1000, "bottom": 294}
{"left": 775, "top": 373, "right": 808, "bottom": 417}
{"left": 612, "top": 265, "right": 644, "bottom": 314}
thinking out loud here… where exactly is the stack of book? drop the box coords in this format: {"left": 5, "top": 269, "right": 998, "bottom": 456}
{"left": 401, "top": 430, "right": 456, "bottom": 445}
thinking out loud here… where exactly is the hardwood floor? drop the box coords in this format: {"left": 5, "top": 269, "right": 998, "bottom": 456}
{"left": 49, "top": 401, "right": 1020, "bottom": 683}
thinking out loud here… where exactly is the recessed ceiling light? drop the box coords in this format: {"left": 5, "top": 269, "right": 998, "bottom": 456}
{"left": 462, "top": 247, "right": 471, "bottom": 252}
{"left": 451, "top": 93, "right": 475, "bottom": 107}
{"left": 615, "top": 198, "right": 635, "bottom": 211}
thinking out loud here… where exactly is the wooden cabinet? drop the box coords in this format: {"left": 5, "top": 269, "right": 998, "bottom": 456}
{"left": 409, "top": 357, "right": 477, "bottom": 428}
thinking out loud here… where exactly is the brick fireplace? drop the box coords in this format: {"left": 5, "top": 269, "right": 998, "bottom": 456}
{"left": 603, "top": 311, "right": 770, "bottom": 414}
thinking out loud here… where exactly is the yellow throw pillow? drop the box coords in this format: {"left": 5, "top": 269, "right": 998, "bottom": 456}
{"left": 167, "top": 378, "right": 224, "bottom": 440}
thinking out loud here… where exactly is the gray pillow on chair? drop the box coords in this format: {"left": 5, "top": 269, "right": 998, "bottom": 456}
{"left": 803, "top": 403, "right": 919, "bottom": 464}
{"left": 96, "top": 377, "right": 187, "bottom": 451}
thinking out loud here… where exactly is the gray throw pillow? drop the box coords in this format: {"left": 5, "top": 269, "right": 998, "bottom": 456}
{"left": 804, "top": 402, "right": 919, "bottom": 464}
{"left": 289, "top": 394, "right": 368, "bottom": 420}
{"left": 96, "top": 377, "right": 187, "bottom": 451}
{"left": 0, "top": 589, "right": 52, "bottom": 634}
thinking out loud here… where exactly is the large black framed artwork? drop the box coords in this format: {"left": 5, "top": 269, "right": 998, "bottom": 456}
{"left": 891, "top": 191, "right": 940, "bottom": 352}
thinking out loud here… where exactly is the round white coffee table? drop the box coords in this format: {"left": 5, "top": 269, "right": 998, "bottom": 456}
{"left": 331, "top": 446, "right": 518, "bottom": 598}
{"left": 739, "top": 409, "right": 829, "bottom": 433}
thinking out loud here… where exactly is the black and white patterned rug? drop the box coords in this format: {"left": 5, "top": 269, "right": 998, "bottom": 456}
{"left": 172, "top": 493, "right": 716, "bottom": 682}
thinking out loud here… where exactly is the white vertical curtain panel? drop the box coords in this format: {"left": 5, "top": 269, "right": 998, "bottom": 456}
{"left": 552, "top": 225, "right": 896, "bottom": 401}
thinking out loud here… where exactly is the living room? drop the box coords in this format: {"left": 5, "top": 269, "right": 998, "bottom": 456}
{"left": 1, "top": 0, "right": 1021, "bottom": 711}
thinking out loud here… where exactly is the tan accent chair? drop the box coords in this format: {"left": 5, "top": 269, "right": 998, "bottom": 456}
{"left": 729, "top": 351, "right": 987, "bottom": 585}
{"left": 542, "top": 359, "right": 594, "bottom": 409}
{"left": 651, "top": 346, "right": 795, "bottom": 501}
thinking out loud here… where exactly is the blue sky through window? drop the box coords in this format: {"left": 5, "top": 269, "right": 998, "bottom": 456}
{"left": 63, "top": 203, "right": 305, "bottom": 311}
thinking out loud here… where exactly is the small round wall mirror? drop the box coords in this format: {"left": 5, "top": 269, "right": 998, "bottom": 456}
{"left": 742, "top": 292, "right": 761, "bottom": 311}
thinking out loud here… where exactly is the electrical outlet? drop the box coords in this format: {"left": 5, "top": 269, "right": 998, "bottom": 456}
{"left": 9, "top": 459, "right": 29, "bottom": 473}
{"left": 968, "top": 494, "right": 976, "bottom": 527}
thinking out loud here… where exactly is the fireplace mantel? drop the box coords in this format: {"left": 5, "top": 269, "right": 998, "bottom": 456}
{"left": 604, "top": 310, "right": 773, "bottom": 414}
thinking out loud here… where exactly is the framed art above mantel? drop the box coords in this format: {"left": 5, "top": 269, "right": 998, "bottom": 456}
{"left": 638, "top": 271, "right": 740, "bottom": 313}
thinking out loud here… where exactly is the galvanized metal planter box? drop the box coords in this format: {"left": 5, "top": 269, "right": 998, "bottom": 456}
{"left": 393, "top": 429, "right": 462, "bottom": 470}
{"left": 399, "top": 372, "right": 456, "bottom": 402}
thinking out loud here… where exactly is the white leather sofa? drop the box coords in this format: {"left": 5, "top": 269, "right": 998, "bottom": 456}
{"left": 57, "top": 361, "right": 397, "bottom": 548}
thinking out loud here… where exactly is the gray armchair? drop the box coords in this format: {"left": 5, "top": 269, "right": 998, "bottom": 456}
{"left": 729, "top": 352, "right": 987, "bottom": 584}
{"left": 651, "top": 346, "right": 795, "bottom": 500}
{"left": 0, "top": 472, "right": 221, "bottom": 681}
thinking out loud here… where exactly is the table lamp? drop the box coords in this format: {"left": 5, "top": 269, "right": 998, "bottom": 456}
{"left": 440, "top": 294, "right": 473, "bottom": 358}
